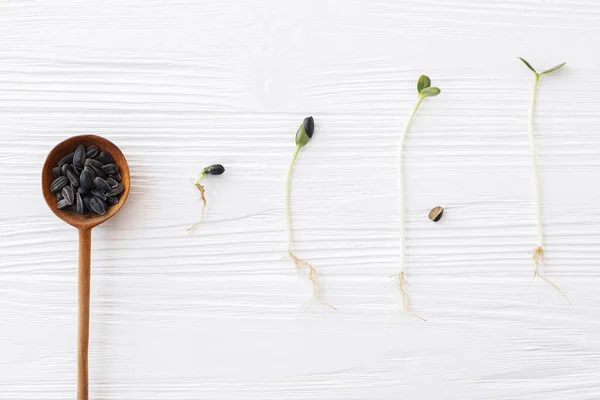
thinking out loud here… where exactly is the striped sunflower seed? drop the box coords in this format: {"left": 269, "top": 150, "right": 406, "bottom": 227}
{"left": 90, "top": 188, "right": 107, "bottom": 201}
{"left": 50, "top": 176, "right": 69, "bottom": 193}
{"left": 57, "top": 199, "right": 70, "bottom": 209}
{"left": 97, "top": 152, "right": 114, "bottom": 165}
{"left": 88, "top": 197, "right": 107, "bottom": 215}
{"left": 84, "top": 158, "right": 103, "bottom": 168}
{"left": 80, "top": 169, "right": 94, "bottom": 190}
{"left": 65, "top": 167, "right": 80, "bottom": 187}
{"left": 73, "top": 145, "right": 86, "bottom": 169}
{"left": 52, "top": 167, "right": 62, "bottom": 178}
{"left": 94, "top": 177, "right": 111, "bottom": 192}
{"left": 86, "top": 146, "right": 99, "bottom": 159}
{"left": 107, "top": 183, "right": 125, "bottom": 197}
{"left": 58, "top": 152, "right": 74, "bottom": 167}
{"left": 106, "top": 196, "right": 119, "bottom": 206}
{"left": 101, "top": 163, "right": 119, "bottom": 175}
{"left": 105, "top": 177, "right": 119, "bottom": 188}
{"left": 61, "top": 186, "right": 75, "bottom": 206}
{"left": 76, "top": 193, "right": 84, "bottom": 214}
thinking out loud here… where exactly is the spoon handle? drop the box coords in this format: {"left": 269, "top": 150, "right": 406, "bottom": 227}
{"left": 78, "top": 228, "right": 92, "bottom": 400}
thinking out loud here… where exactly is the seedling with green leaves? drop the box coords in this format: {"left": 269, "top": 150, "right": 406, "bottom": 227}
{"left": 188, "top": 164, "right": 225, "bottom": 230}
{"left": 518, "top": 57, "right": 570, "bottom": 302}
{"left": 396, "top": 75, "right": 440, "bottom": 319}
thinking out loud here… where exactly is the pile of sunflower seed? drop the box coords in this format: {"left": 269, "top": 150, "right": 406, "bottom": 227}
{"left": 49, "top": 144, "right": 124, "bottom": 215}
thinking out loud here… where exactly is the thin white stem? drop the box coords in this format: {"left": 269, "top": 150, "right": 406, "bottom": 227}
{"left": 285, "top": 145, "right": 302, "bottom": 255}
{"left": 528, "top": 74, "right": 544, "bottom": 247}
{"left": 191, "top": 172, "right": 205, "bottom": 186}
{"left": 398, "top": 96, "right": 424, "bottom": 274}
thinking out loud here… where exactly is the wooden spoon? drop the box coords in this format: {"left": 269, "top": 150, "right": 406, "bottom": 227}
{"left": 41, "top": 135, "right": 130, "bottom": 400}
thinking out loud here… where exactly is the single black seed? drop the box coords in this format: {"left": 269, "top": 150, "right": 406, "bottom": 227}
{"left": 61, "top": 163, "right": 73, "bottom": 176}
{"left": 76, "top": 193, "right": 84, "bottom": 214}
{"left": 88, "top": 197, "right": 107, "bottom": 215}
{"left": 106, "top": 196, "right": 119, "bottom": 206}
{"left": 61, "top": 186, "right": 75, "bottom": 205}
{"left": 303, "top": 116, "right": 314, "bottom": 138}
{"left": 91, "top": 188, "right": 107, "bottom": 201}
{"left": 50, "top": 176, "right": 69, "bottom": 193}
{"left": 428, "top": 206, "right": 444, "bottom": 222}
{"left": 52, "top": 167, "right": 62, "bottom": 178}
{"left": 80, "top": 170, "right": 94, "bottom": 190}
{"left": 73, "top": 145, "right": 86, "bottom": 168}
{"left": 57, "top": 199, "right": 70, "bottom": 209}
{"left": 86, "top": 146, "right": 99, "bottom": 159}
{"left": 94, "top": 177, "right": 111, "bottom": 192}
{"left": 97, "top": 152, "right": 114, "bottom": 165}
{"left": 83, "top": 196, "right": 91, "bottom": 211}
{"left": 101, "top": 163, "right": 118, "bottom": 175}
{"left": 65, "top": 167, "right": 80, "bottom": 187}
{"left": 56, "top": 192, "right": 64, "bottom": 201}
{"left": 107, "top": 183, "right": 124, "bottom": 197}
{"left": 106, "top": 177, "right": 118, "bottom": 188}
{"left": 58, "top": 152, "right": 74, "bottom": 167}
{"left": 111, "top": 172, "right": 121, "bottom": 182}
{"left": 84, "top": 166, "right": 97, "bottom": 180}
{"left": 91, "top": 164, "right": 107, "bottom": 178}
{"left": 204, "top": 164, "right": 225, "bottom": 175}
{"left": 84, "top": 158, "right": 103, "bottom": 168}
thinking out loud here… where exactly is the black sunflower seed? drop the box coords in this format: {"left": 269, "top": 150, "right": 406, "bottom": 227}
{"left": 88, "top": 197, "right": 107, "bottom": 215}
{"left": 80, "top": 169, "right": 94, "bottom": 190}
{"left": 73, "top": 145, "right": 86, "bottom": 169}
{"left": 61, "top": 186, "right": 75, "bottom": 205}
{"left": 58, "top": 152, "right": 74, "bottom": 167}
{"left": 204, "top": 164, "right": 225, "bottom": 175}
{"left": 52, "top": 167, "right": 62, "bottom": 178}
{"left": 90, "top": 188, "right": 107, "bottom": 201}
{"left": 84, "top": 158, "right": 103, "bottom": 168}
{"left": 107, "top": 183, "right": 124, "bottom": 197}
{"left": 94, "top": 177, "right": 111, "bottom": 192}
{"left": 76, "top": 193, "right": 84, "bottom": 214}
{"left": 101, "top": 163, "right": 118, "bottom": 175}
{"left": 57, "top": 199, "right": 70, "bottom": 209}
{"left": 83, "top": 196, "right": 91, "bottom": 211}
{"left": 111, "top": 172, "right": 121, "bottom": 182}
{"left": 106, "top": 177, "right": 119, "bottom": 188}
{"left": 65, "top": 167, "right": 80, "bottom": 187}
{"left": 106, "top": 196, "right": 119, "bottom": 206}
{"left": 50, "top": 176, "right": 69, "bottom": 193}
{"left": 97, "top": 152, "right": 114, "bottom": 165}
{"left": 86, "top": 146, "right": 99, "bottom": 159}
{"left": 91, "top": 164, "right": 106, "bottom": 178}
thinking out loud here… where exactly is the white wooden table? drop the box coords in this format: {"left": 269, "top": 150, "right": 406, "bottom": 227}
{"left": 1, "top": 1, "right": 599, "bottom": 398}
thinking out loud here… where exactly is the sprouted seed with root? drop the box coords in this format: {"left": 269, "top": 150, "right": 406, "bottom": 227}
{"left": 285, "top": 116, "right": 333, "bottom": 308}
{"left": 188, "top": 164, "right": 225, "bottom": 230}
{"left": 396, "top": 75, "right": 440, "bottom": 319}
{"left": 518, "top": 57, "right": 570, "bottom": 302}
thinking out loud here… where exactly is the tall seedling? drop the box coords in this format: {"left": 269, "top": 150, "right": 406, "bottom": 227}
{"left": 518, "top": 57, "right": 570, "bottom": 302}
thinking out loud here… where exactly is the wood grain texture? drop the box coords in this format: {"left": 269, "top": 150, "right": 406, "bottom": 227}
{"left": 1, "top": 0, "right": 600, "bottom": 399}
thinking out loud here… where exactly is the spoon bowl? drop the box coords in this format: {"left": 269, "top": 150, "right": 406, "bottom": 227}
{"left": 42, "top": 134, "right": 130, "bottom": 400}
{"left": 42, "top": 134, "right": 130, "bottom": 229}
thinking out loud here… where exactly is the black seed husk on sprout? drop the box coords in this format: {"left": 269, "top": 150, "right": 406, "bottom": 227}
{"left": 49, "top": 144, "right": 124, "bottom": 215}
{"left": 203, "top": 164, "right": 225, "bottom": 175}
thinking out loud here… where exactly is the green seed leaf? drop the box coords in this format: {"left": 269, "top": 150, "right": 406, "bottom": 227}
{"left": 417, "top": 75, "right": 431, "bottom": 94}
{"left": 420, "top": 87, "right": 441, "bottom": 98}
{"left": 540, "top": 62, "right": 566, "bottom": 76}
{"left": 518, "top": 57, "right": 537, "bottom": 74}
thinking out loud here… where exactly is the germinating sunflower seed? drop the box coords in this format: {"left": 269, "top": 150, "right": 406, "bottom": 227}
{"left": 48, "top": 144, "right": 124, "bottom": 215}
